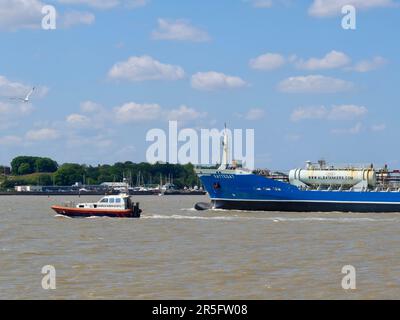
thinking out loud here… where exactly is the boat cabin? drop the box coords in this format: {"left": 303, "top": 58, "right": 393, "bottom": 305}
{"left": 76, "top": 194, "right": 133, "bottom": 210}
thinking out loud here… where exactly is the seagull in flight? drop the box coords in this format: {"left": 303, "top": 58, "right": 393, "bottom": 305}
{"left": 10, "top": 87, "right": 35, "bottom": 103}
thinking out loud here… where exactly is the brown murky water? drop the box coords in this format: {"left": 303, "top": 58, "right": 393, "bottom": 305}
{"left": 1, "top": 195, "right": 400, "bottom": 299}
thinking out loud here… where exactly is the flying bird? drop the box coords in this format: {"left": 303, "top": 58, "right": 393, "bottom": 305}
{"left": 10, "top": 87, "right": 35, "bottom": 103}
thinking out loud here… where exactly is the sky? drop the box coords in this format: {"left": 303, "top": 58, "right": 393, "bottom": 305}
{"left": 0, "top": 0, "right": 399, "bottom": 170}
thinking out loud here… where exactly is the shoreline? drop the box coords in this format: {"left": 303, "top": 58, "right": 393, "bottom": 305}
{"left": 0, "top": 191, "right": 207, "bottom": 196}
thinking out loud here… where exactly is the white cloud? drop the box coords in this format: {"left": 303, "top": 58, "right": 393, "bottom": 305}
{"left": 62, "top": 11, "right": 95, "bottom": 28}
{"left": 0, "top": 101, "right": 34, "bottom": 122}
{"left": 294, "top": 51, "right": 351, "bottom": 70}
{"left": 328, "top": 104, "right": 368, "bottom": 120}
{"left": 0, "top": 135, "right": 23, "bottom": 146}
{"left": 291, "top": 105, "right": 367, "bottom": 121}
{"left": 0, "top": 102, "right": 9, "bottom": 114}
{"left": 80, "top": 100, "right": 103, "bottom": 113}
{"left": 0, "top": 100, "right": 34, "bottom": 130}
{"left": 0, "top": 0, "right": 44, "bottom": 31}
{"left": 152, "top": 19, "right": 210, "bottom": 42}
{"left": 108, "top": 55, "right": 185, "bottom": 82}
{"left": 59, "top": 0, "right": 119, "bottom": 9}
{"left": 66, "top": 113, "right": 90, "bottom": 126}
{"left": 371, "top": 123, "right": 386, "bottom": 132}
{"left": 191, "top": 71, "right": 247, "bottom": 91}
{"left": 167, "top": 105, "right": 207, "bottom": 122}
{"left": 246, "top": 0, "right": 291, "bottom": 8}
{"left": 0, "top": 75, "right": 28, "bottom": 97}
{"left": 125, "top": 0, "right": 149, "bottom": 9}
{"left": 26, "top": 128, "right": 60, "bottom": 141}
{"left": 285, "top": 134, "right": 302, "bottom": 142}
{"left": 237, "top": 108, "right": 266, "bottom": 120}
{"left": 64, "top": 101, "right": 107, "bottom": 130}
{"left": 249, "top": 53, "right": 286, "bottom": 70}
{"left": 278, "top": 75, "right": 353, "bottom": 93}
{"left": 309, "top": 0, "right": 396, "bottom": 17}
{"left": 114, "top": 102, "right": 162, "bottom": 123}
{"left": 245, "top": 108, "right": 265, "bottom": 120}
{"left": 0, "top": 75, "right": 48, "bottom": 99}
{"left": 114, "top": 101, "right": 210, "bottom": 124}
{"left": 349, "top": 56, "right": 387, "bottom": 72}
{"left": 290, "top": 106, "right": 328, "bottom": 122}
{"left": 66, "top": 133, "right": 113, "bottom": 149}
{"left": 250, "top": 0, "right": 273, "bottom": 8}
{"left": 331, "top": 123, "right": 362, "bottom": 135}
{"left": 249, "top": 51, "right": 386, "bottom": 73}
{"left": 68, "top": 101, "right": 206, "bottom": 128}
{"left": 0, "top": 1, "right": 96, "bottom": 31}
{"left": 58, "top": 0, "right": 149, "bottom": 9}
{"left": 107, "top": 101, "right": 208, "bottom": 124}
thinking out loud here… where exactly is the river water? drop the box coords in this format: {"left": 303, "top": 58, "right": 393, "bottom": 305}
{"left": 0, "top": 195, "right": 399, "bottom": 299}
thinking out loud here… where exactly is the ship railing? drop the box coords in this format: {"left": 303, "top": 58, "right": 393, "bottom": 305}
{"left": 195, "top": 164, "right": 219, "bottom": 170}
{"left": 62, "top": 201, "right": 76, "bottom": 208}
{"left": 300, "top": 185, "right": 400, "bottom": 192}
{"left": 306, "top": 162, "right": 376, "bottom": 170}
{"left": 195, "top": 164, "right": 252, "bottom": 173}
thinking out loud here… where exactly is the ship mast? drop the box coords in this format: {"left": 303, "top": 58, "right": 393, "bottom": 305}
{"left": 219, "top": 123, "right": 229, "bottom": 171}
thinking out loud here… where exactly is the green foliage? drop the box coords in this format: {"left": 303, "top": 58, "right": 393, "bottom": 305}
{"left": 0, "top": 172, "right": 54, "bottom": 189}
{"left": 38, "top": 174, "right": 53, "bottom": 186}
{"left": 4, "top": 157, "right": 199, "bottom": 188}
{"left": 18, "top": 163, "right": 32, "bottom": 175}
{"left": 1, "top": 179, "right": 16, "bottom": 189}
{"left": 11, "top": 156, "right": 58, "bottom": 175}
{"left": 35, "top": 158, "right": 58, "bottom": 173}
{"left": 54, "top": 163, "right": 86, "bottom": 186}
{"left": 51, "top": 161, "right": 198, "bottom": 187}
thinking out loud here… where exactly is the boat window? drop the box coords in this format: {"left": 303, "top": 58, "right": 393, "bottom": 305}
{"left": 109, "top": 198, "right": 115, "bottom": 203}
{"left": 100, "top": 198, "right": 108, "bottom": 203}
{"left": 116, "top": 198, "right": 121, "bottom": 203}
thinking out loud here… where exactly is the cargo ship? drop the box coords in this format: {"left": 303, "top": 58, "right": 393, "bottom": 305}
{"left": 195, "top": 129, "right": 400, "bottom": 213}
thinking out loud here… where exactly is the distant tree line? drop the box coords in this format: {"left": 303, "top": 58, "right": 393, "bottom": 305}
{"left": 53, "top": 162, "right": 198, "bottom": 188}
{"left": 11, "top": 156, "right": 58, "bottom": 175}
{"left": 2, "top": 156, "right": 199, "bottom": 189}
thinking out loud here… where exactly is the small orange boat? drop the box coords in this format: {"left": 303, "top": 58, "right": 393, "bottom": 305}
{"left": 51, "top": 193, "right": 141, "bottom": 218}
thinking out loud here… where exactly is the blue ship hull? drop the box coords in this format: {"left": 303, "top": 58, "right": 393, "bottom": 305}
{"left": 199, "top": 172, "right": 400, "bottom": 213}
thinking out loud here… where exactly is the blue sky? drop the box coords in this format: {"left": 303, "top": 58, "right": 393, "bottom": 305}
{"left": 0, "top": 0, "right": 399, "bottom": 170}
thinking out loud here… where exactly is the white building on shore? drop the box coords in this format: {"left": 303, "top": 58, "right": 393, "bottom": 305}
{"left": 15, "top": 185, "right": 43, "bottom": 192}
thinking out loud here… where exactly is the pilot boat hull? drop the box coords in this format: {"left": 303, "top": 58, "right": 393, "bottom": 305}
{"left": 51, "top": 206, "right": 141, "bottom": 218}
